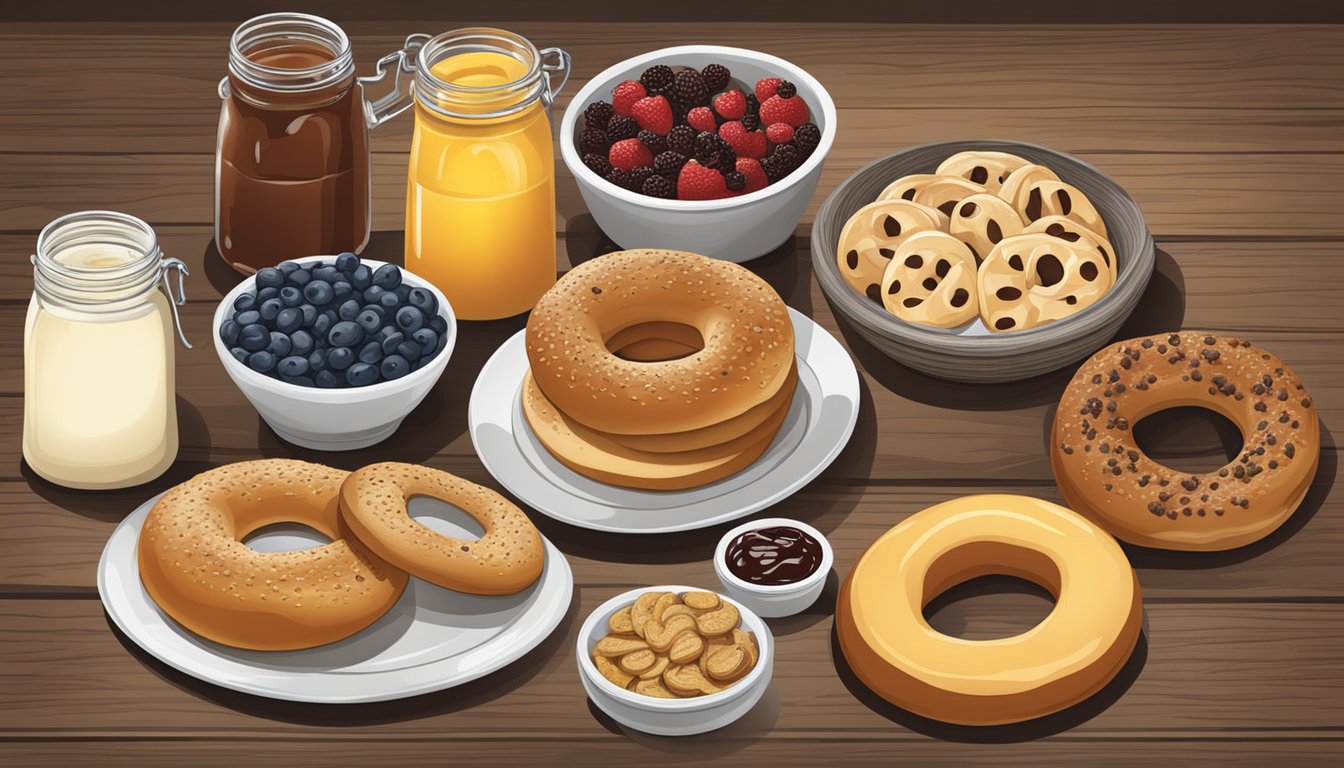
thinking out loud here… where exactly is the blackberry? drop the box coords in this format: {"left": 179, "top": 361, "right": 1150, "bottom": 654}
{"left": 606, "top": 115, "right": 639, "bottom": 141}
{"left": 794, "top": 122, "right": 821, "bottom": 155}
{"left": 716, "top": 136, "right": 736, "bottom": 168}
{"left": 666, "top": 125, "right": 696, "bottom": 156}
{"left": 606, "top": 167, "right": 632, "bottom": 189}
{"left": 741, "top": 113, "right": 760, "bottom": 132}
{"left": 579, "top": 129, "right": 609, "bottom": 155}
{"left": 584, "top": 100, "right": 615, "bottom": 131}
{"left": 701, "top": 63, "right": 731, "bottom": 93}
{"left": 582, "top": 153, "right": 612, "bottom": 177}
{"left": 745, "top": 93, "right": 760, "bottom": 114}
{"left": 772, "top": 144, "right": 802, "bottom": 174}
{"left": 724, "top": 171, "right": 746, "bottom": 191}
{"left": 653, "top": 150, "right": 688, "bottom": 179}
{"left": 694, "top": 130, "right": 721, "bottom": 167}
{"left": 673, "top": 69, "right": 709, "bottom": 108}
{"left": 640, "top": 64, "right": 674, "bottom": 91}
{"left": 760, "top": 155, "right": 786, "bottom": 183}
{"left": 776, "top": 81, "right": 797, "bottom": 99}
{"left": 627, "top": 166, "right": 653, "bottom": 191}
{"left": 642, "top": 174, "right": 674, "bottom": 199}
{"left": 638, "top": 129, "right": 667, "bottom": 156}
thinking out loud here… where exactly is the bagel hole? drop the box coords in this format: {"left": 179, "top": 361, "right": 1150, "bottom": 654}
{"left": 408, "top": 495, "right": 485, "bottom": 541}
{"left": 243, "top": 523, "right": 333, "bottom": 553}
{"left": 1133, "top": 406, "right": 1243, "bottom": 474}
{"left": 921, "top": 542, "right": 1059, "bottom": 641}
{"left": 605, "top": 321, "right": 705, "bottom": 363}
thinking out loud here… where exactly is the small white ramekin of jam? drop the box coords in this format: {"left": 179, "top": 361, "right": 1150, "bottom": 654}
{"left": 713, "top": 518, "right": 833, "bottom": 618}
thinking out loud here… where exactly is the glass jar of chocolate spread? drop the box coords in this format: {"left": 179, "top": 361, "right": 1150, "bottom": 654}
{"left": 215, "top": 13, "right": 420, "bottom": 274}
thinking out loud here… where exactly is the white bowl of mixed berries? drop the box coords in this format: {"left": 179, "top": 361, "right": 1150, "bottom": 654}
{"left": 559, "top": 45, "right": 836, "bottom": 262}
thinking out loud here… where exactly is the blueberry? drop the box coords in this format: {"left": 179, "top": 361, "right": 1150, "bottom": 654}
{"left": 394, "top": 284, "right": 411, "bottom": 302}
{"left": 312, "top": 311, "right": 333, "bottom": 340}
{"left": 435, "top": 333, "right": 448, "bottom": 355}
{"left": 277, "top": 261, "right": 300, "bottom": 276}
{"left": 300, "top": 303, "right": 317, "bottom": 328}
{"left": 233, "top": 292, "right": 257, "bottom": 312}
{"left": 407, "top": 287, "right": 437, "bottom": 317}
{"left": 411, "top": 327, "right": 438, "bottom": 352}
{"left": 276, "top": 307, "right": 303, "bottom": 334}
{"left": 232, "top": 310, "right": 258, "bottom": 329}
{"left": 256, "top": 267, "right": 284, "bottom": 289}
{"left": 280, "top": 374, "right": 314, "bottom": 387}
{"left": 396, "top": 339, "right": 422, "bottom": 361}
{"left": 350, "top": 264, "right": 372, "bottom": 290}
{"left": 313, "top": 266, "right": 341, "bottom": 284}
{"left": 256, "top": 286, "right": 279, "bottom": 303}
{"left": 380, "top": 354, "right": 411, "bottom": 380}
{"left": 308, "top": 350, "right": 327, "bottom": 372}
{"left": 230, "top": 346, "right": 248, "bottom": 364}
{"left": 267, "top": 331, "right": 291, "bottom": 357}
{"left": 373, "top": 263, "right": 402, "bottom": 290}
{"left": 337, "top": 299, "right": 361, "bottom": 321}
{"left": 239, "top": 323, "right": 269, "bottom": 352}
{"left": 358, "top": 341, "right": 384, "bottom": 365}
{"left": 336, "top": 252, "right": 360, "bottom": 273}
{"left": 378, "top": 291, "right": 400, "bottom": 310}
{"left": 380, "top": 330, "right": 405, "bottom": 355}
{"left": 329, "top": 320, "right": 365, "bottom": 348}
{"left": 356, "top": 308, "right": 383, "bottom": 334}
{"left": 314, "top": 369, "right": 339, "bottom": 388}
{"left": 247, "top": 350, "right": 276, "bottom": 373}
{"left": 290, "top": 329, "right": 314, "bottom": 356}
{"left": 327, "top": 346, "right": 354, "bottom": 371}
{"left": 332, "top": 280, "right": 353, "bottom": 302}
{"left": 277, "top": 355, "right": 310, "bottom": 378}
{"left": 279, "top": 286, "right": 303, "bottom": 307}
{"left": 259, "top": 298, "right": 282, "bottom": 322}
{"left": 429, "top": 315, "right": 448, "bottom": 335}
{"left": 286, "top": 268, "right": 312, "bottom": 288}
{"left": 362, "top": 285, "right": 385, "bottom": 305}
{"left": 346, "top": 362, "right": 380, "bottom": 387}
{"left": 304, "top": 280, "right": 334, "bottom": 306}
{"left": 219, "top": 319, "right": 241, "bottom": 347}
{"left": 395, "top": 306, "right": 425, "bottom": 333}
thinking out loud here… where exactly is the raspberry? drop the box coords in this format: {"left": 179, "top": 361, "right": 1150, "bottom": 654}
{"left": 766, "top": 122, "right": 794, "bottom": 145}
{"left": 723, "top": 171, "right": 746, "bottom": 191}
{"left": 735, "top": 157, "right": 768, "bottom": 193}
{"left": 640, "top": 64, "right": 674, "bottom": 91}
{"left": 759, "top": 93, "right": 809, "bottom": 128}
{"left": 687, "top": 106, "right": 716, "bottom": 133}
{"left": 653, "top": 150, "right": 688, "bottom": 179}
{"left": 642, "top": 173, "right": 674, "bottom": 199}
{"left": 638, "top": 129, "right": 667, "bottom": 156}
{"left": 606, "top": 115, "right": 639, "bottom": 141}
{"left": 608, "top": 137, "right": 653, "bottom": 171}
{"left": 676, "top": 160, "right": 730, "bottom": 200}
{"left": 612, "top": 80, "right": 646, "bottom": 116}
{"left": 741, "top": 112, "right": 760, "bottom": 132}
{"left": 794, "top": 122, "right": 821, "bottom": 155}
{"left": 666, "top": 125, "right": 696, "bottom": 156}
{"left": 579, "top": 129, "right": 610, "bottom": 155}
{"left": 673, "top": 69, "right": 709, "bottom": 107}
{"left": 584, "top": 101, "right": 614, "bottom": 131}
{"left": 701, "top": 63, "right": 731, "bottom": 93}
{"left": 776, "top": 81, "right": 797, "bottom": 99}
{"left": 712, "top": 89, "right": 747, "bottom": 120}
{"left": 718, "top": 120, "right": 767, "bottom": 160}
{"left": 582, "top": 153, "right": 612, "bottom": 177}
{"left": 755, "top": 77, "right": 782, "bottom": 102}
{"left": 694, "top": 130, "right": 721, "bottom": 168}
{"left": 630, "top": 94, "right": 673, "bottom": 135}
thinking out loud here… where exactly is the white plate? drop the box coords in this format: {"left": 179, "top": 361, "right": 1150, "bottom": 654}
{"left": 98, "top": 493, "right": 574, "bottom": 703}
{"left": 469, "top": 308, "right": 860, "bottom": 534}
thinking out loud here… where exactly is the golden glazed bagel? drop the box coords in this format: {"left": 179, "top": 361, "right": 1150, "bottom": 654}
{"left": 339, "top": 463, "right": 545, "bottom": 595}
{"left": 525, "top": 249, "right": 795, "bottom": 436}
{"left": 137, "top": 459, "right": 408, "bottom": 651}
{"left": 1052, "top": 332, "right": 1320, "bottom": 551}
{"left": 836, "top": 495, "right": 1142, "bottom": 726}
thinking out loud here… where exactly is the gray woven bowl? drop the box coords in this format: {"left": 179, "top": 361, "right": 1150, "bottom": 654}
{"left": 812, "top": 140, "right": 1155, "bottom": 383}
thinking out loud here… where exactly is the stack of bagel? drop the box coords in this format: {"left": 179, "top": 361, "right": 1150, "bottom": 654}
{"left": 523, "top": 249, "right": 797, "bottom": 490}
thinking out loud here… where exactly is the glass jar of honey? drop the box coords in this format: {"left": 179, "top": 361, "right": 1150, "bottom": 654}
{"left": 403, "top": 29, "right": 570, "bottom": 320}
{"left": 215, "top": 13, "right": 418, "bottom": 274}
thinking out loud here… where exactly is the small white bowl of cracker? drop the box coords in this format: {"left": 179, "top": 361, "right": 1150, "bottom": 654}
{"left": 576, "top": 586, "right": 774, "bottom": 736}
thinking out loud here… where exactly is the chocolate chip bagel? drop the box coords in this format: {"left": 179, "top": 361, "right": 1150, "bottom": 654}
{"left": 1051, "top": 332, "right": 1320, "bottom": 551}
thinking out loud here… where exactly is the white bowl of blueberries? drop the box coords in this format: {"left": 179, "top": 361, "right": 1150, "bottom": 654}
{"left": 213, "top": 253, "right": 456, "bottom": 451}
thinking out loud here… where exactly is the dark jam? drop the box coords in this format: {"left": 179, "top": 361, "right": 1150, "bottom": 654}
{"left": 724, "top": 526, "right": 822, "bottom": 586}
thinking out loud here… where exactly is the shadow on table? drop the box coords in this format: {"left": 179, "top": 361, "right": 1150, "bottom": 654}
{"left": 829, "top": 621, "right": 1149, "bottom": 743}
{"left": 585, "top": 681, "right": 781, "bottom": 756}
{"left": 105, "top": 586, "right": 580, "bottom": 725}
{"left": 828, "top": 246, "right": 1186, "bottom": 411}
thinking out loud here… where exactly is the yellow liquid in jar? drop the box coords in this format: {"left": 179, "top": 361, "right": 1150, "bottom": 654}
{"left": 405, "top": 50, "right": 557, "bottom": 320}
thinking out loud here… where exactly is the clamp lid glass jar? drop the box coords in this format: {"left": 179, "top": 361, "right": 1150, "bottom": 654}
{"left": 23, "top": 211, "right": 191, "bottom": 490}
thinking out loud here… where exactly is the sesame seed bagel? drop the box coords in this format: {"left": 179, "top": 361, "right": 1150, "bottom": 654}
{"left": 525, "top": 249, "right": 795, "bottom": 436}
{"left": 136, "top": 460, "right": 408, "bottom": 651}
{"left": 1051, "top": 332, "right": 1320, "bottom": 551}
{"left": 339, "top": 463, "right": 544, "bottom": 595}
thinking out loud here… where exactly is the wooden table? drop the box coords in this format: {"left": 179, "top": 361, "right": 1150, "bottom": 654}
{"left": 2, "top": 7, "right": 1342, "bottom": 766}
